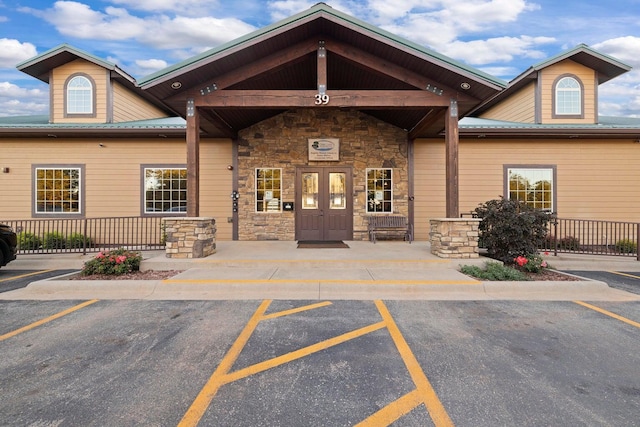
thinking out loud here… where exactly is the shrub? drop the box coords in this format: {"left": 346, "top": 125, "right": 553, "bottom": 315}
{"left": 67, "top": 233, "right": 94, "bottom": 249}
{"left": 42, "top": 232, "right": 66, "bottom": 249}
{"left": 17, "top": 232, "right": 41, "bottom": 250}
{"left": 474, "top": 197, "right": 554, "bottom": 263}
{"left": 460, "top": 262, "right": 530, "bottom": 281}
{"left": 81, "top": 248, "right": 142, "bottom": 276}
{"left": 614, "top": 239, "right": 637, "bottom": 254}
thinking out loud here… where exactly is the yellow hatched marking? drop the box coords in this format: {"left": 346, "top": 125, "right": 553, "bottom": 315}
{"left": 261, "top": 301, "right": 332, "bottom": 320}
{"left": 0, "top": 269, "right": 55, "bottom": 283}
{"left": 574, "top": 301, "right": 640, "bottom": 329}
{"left": 375, "top": 300, "right": 454, "bottom": 427}
{"left": 162, "top": 279, "right": 479, "bottom": 285}
{"left": 178, "top": 299, "right": 272, "bottom": 427}
{"left": 223, "top": 322, "right": 386, "bottom": 384}
{"left": 0, "top": 299, "right": 98, "bottom": 342}
{"left": 355, "top": 389, "right": 423, "bottom": 426}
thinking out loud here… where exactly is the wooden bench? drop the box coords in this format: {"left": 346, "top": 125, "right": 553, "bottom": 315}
{"left": 367, "top": 216, "right": 413, "bottom": 243}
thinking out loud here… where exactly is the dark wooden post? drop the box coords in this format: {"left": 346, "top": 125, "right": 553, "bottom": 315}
{"left": 186, "top": 98, "right": 200, "bottom": 217}
{"left": 445, "top": 99, "right": 459, "bottom": 218}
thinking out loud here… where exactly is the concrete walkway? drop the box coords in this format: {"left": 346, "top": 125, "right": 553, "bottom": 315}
{"left": 2, "top": 241, "right": 640, "bottom": 301}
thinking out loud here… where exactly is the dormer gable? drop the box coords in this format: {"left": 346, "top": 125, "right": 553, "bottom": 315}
{"left": 474, "top": 44, "right": 631, "bottom": 125}
{"left": 16, "top": 44, "right": 171, "bottom": 124}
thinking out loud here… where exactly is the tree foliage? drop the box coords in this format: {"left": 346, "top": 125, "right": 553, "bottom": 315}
{"left": 474, "top": 197, "right": 554, "bottom": 263}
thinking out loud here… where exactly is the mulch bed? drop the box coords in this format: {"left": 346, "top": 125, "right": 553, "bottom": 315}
{"left": 71, "top": 270, "right": 183, "bottom": 280}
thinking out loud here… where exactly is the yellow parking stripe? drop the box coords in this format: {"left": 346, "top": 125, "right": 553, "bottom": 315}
{"left": 163, "top": 279, "right": 480, "bottom": 285}
{"left": 0, "top": 269, "right": 55, "bottom": 283}
{"left": 223, "top": 321, "right": 386, "bottom": 384}
{"left": 178, "top": 299, "right": 272, "bottom": 427}
{"left": 0, "top": 299, "right": 98, "bottom": 342}
{"left": 261, "top": 301, "right": 332, "bottom": 320}
{"left": 574, "top": 301, "right": 640, "bottom": 329}
{"left": 356, "top": 389, "right": 423, "bottom": 426}
{"left": 375, "top": 300, "right": 454, "bottom": 427}
{"left": 607, "top": 270, "right": 640, "bottom": 280}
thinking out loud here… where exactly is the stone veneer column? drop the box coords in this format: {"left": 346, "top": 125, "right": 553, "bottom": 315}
{"left": 163, "top": 217, "right": 216, "bottom": 259}
{"left": 429, "top": 218, "right": 481, "bottom": 258}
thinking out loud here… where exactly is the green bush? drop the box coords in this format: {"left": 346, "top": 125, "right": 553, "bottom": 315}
{"left": 474, "top": 197, "right": 554, "bottom": 263}
{"left": 460, "top": 262, "right": 530, "bottom": 281}
{"left": 42, "top": 232, "right": 66, "bottom": 249}
{"left": 615, "top": 239, "right": 637, "bottom": 254}
{"left": 66, "top": 233, "right": 94, "bottom": 249}
{"left": 514, "top": 254, "right": 549, "bottom": 273}
{"left": 17, "top": 232, "right": 41, "bottom": 250}
{"left": 81, "top": 248, "right": 142, "bottom": 276}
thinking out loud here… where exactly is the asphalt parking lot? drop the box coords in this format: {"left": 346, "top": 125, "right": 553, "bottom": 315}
{"left": 1, "top": 298, "right": 639, "bottom": 426}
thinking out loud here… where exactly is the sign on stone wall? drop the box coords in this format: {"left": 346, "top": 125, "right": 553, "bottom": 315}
{"left": 308, "top": 138, "right": 340, "bottom": 161}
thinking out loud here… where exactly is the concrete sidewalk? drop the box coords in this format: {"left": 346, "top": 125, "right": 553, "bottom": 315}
{"left": 2, "top": 241, "right": 640, "bottom": 301}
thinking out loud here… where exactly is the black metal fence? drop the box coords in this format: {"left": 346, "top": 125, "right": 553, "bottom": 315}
{"left": 1, "top": 216, "right": 167, "bottom": 255}
{"left": 546, "top": 218, "right": 640, "bottom": 260}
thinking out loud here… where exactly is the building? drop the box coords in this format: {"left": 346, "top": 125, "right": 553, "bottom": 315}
{"left": 1, "top": 3, "right": 639, "bottom": 246}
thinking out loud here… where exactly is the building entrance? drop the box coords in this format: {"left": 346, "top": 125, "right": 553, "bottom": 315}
{"left": 295, "top": 167, "right": 353, "bottom": 241}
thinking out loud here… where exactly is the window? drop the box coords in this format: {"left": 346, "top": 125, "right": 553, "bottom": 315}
{"left": 35, "top": 167, "right": 82, "bottom": 214}
{"left": 256, "top": 168, "right": 281, "bottom": 212}
{"left": 66, "top": 75, "right": 94, "bottom": 115}
{"left": 554, "top": 76, "right": 582, "bottom": 116}
{"left": 367, "top": 168, "right": 392, "bottom": 213}
{"left": 506, "top": 167, "right": 555, "bottom": 212}
{"left": 143, "top": 167, "right": 187, "bottom": 214}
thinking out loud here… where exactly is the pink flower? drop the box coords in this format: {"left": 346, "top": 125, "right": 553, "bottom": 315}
{"left": 514, "top": 256, "right": 528, "bottom": 267}
{"left": 116, "top": 255, "right": 127, "bottom": 264}
{"left": 96, "top": 252, "right": 105, "bottom": 259}
{"left": 544, "top": 251, "right": 549, "bottom": 256}
{"left": 541, "top": 261, "right": 548, "bottom": 268}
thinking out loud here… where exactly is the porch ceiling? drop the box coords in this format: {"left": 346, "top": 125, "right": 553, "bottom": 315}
{"left": 141, "top": 5, "right": 504, "bottom": 138}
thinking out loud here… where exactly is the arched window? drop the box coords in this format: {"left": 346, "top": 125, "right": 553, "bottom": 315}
{"left": 554, "top": 76, "right": 582, "bottom": 116}
{"left": 66, "top": 75, "right": 93, "bottom": 115}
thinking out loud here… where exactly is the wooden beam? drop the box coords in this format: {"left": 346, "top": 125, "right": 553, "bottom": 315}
{"left": 317, "top": 40, "right": 327, "bottom": 94}
{"left": 186, "top": 98, "right": 200, "bottom": 217}
{"left": 408, "top": 108, "right": 444, "bottom": 139}
{"left": 445, "top": 99, "right": 459, "bottom": 218}
{"left": 199, "top": 109, "right": 237, "bottom": 139}
{"left": 195, "top": 90, "right": 451, "bottom": 108}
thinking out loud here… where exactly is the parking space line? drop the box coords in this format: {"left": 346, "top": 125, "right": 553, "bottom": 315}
{"left": 0, "top": 269, "right": 55, "bottom": 283}
{"left": 574, "top": 301, "right": 640, "bottom": 329}
{"left": 178, "top": 299, "right": 272, "bottom": 427}
{"left": 0, "top": 299, "right": 99, "bottom": 342}
{"left": 375, "top": 300, "right": 454, "bottom": 427}
{"left": 356, "top": 389, "right": 423, "bottom": 426}
{"left": 608, "top": 271, "right": 640, "bottom": 280}
{"left": 261, "top": 301, "right": 332, "bottom": 320}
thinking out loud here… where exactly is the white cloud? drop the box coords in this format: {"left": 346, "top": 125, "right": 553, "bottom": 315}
{"left": 593, "top": 36, "right": 640, "bottom": 68}
{"left": 0, "top": 81, "right": 48, "bottom": 116}
{"left": 442, "top": 36, "right": 556, "bottom": 66}
{"left": 0, "top": 39, "right": 38, "bottom": 68}
{"left": 135, "top": 58, "right": 168, "bottom": 74}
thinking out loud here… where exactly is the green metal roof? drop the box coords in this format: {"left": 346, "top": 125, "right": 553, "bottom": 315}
{"left": 460, "top": 116, "right": 640, "bottom": 130}
{"left": 138, "top": 3, "right": 506, "bottom": 89}
{"left": 0, "top": 115, "right": 185, "bottom": 129}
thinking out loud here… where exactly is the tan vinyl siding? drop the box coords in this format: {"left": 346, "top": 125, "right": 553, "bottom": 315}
{"left": 0, "top": 138, "right": 233, "bottom": 240}
{"left": 112, "top": 82, "right": 168, "bottom": 122}
{"left": 51, "top": 59, "right": 108, "bottom": 123}
{"left": 479, "top": 82, "right": 536, "bottom": 123}
{"left": 414, "top": 138, "right": 640, "bottom": 241}
{"left": 540, "top": 60, "right": 596, "bottom": 124}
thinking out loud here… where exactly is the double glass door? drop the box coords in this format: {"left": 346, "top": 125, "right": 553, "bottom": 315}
{"left": 296, "top": 167, "right": 353, "bottom": 241}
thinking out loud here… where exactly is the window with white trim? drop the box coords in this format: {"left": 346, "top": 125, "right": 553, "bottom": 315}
{"left": 35, "top": 167, "right": 82, "bottom": 214}
{"left": 144, "top": 167, "right": 187, "bottom": 213}
{"left": 555, "top": 76, "right": 581, "bottom": 115}
{"left": 507, "top": 167, "right": 554, "bottom": 212}
{"left": 366, "top": 168, "right": 393, "bottom": 213}
{"left": 66, "top": 75, "right": 93, "bottom": 114}
{"left": 256, "top": 168, "right": 282, "bottom": 212}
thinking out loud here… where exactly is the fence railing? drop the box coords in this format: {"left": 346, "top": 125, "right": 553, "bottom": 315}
{"left": 545, "top": 218, "right": 639, "bottom": 260}
{"left": 1, "top": 216, "right": 168, "bottom": 255}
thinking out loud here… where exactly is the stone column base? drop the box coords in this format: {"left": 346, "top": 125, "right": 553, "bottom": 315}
{"left": 163, "top": 217, "right": 216, "bottom": 259}
{"left": 430, "top": 218, "right": 481, "bottom": 258}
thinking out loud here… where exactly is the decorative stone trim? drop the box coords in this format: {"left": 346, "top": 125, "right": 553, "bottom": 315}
{"left": 163, "top": 217, "right": 216, "bottom": 259}
{"left": 430, "top": 218, "right": 481, "bottom": 258}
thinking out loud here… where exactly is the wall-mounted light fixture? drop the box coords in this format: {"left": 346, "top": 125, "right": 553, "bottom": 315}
{"left": 99, "top": 143, "right": 106, "bottom": 147}
{"left": 227, "top": 165, "right": 234, "bottom": 170}
{"left": 2, "top": 167, "right": 9, "bottom": 173}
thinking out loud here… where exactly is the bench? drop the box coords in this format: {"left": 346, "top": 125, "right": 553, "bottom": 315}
{"left": 367, "top": 216, "right": 413, "bottom": 243}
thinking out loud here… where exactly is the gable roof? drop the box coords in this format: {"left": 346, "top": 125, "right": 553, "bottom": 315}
{"left": 472, "top": 44, "right": 632, "bottom": 116}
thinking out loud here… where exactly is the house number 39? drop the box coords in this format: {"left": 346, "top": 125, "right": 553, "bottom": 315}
{"left": 314, "top": 94, "right": 330, "bottom": 105}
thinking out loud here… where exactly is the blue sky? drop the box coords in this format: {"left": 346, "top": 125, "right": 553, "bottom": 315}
{"left": 1, "top": 0, "right": 639, "bottom": 117}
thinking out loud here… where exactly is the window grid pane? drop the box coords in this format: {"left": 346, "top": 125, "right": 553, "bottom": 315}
{"left": 555, "top": 77, "right": 580, "bottom": 115}
{"left": 508, "top": 168, "right": 553, "bottom": 212}
{"left": 366, "top": 168, "right": 393, "bottom": 213}
{"left": 144, "top": 168, "right": 187, "bottom": 213}
{"left": 256, "top": 168, "right": 282, "bottom": 212}
{"left": 67, "top": 76, "right": 92, "bottom": 114}
{"left": 36, "top": 168, "right": 81, "bottom": 213}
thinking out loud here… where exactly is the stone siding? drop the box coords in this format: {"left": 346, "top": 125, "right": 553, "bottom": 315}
{"left": 429, "top": 218, "right": 480, "bottom": 258}
{"left": 237, "top": 108, "right": 409, "bottom": 240}
{"left": 164, "top": 217, "right": 216, "bottom": 258}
